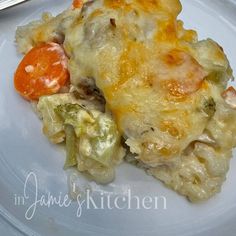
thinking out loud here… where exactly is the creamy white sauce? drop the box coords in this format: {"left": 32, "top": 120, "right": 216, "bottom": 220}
{"left": 25, "top": 65, "right": 34, "bottom": 73}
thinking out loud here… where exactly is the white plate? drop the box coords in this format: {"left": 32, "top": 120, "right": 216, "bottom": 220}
{"left": 1, "top": 0, "right": 236, "bottom": 235}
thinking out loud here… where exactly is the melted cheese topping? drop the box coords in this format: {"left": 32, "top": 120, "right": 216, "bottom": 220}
{"left": 60, "top": 0, "right": 211, "bottom": 162}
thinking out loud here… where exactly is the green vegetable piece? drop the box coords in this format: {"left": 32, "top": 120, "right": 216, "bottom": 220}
{"left": 55, "top": 103, "right": 121, "bottom": 167}
{"left": 87, "top": 116, "right": 119, "bottom": 166}
{"left": 37, "top": 94, "right": 78, "bottom": 144}
{"left": 55, "top": 103, "right": 94, "bottom": 137}
{"left": 64, "top": 124, "right": 77, "bottom": 169}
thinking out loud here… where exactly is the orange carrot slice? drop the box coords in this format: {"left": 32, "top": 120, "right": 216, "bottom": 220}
{"left": 73, "top": 0, "right": 83, "bottom": 8}
{"left": 222, "top": 86, "right": 236, "bottom": 109}
{"left": 14, "top": 42, "right": 69, "bottom": 101}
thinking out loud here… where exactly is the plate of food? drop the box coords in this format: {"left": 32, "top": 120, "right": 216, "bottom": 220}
{"left": 1, "top": 0, "right": 236, "bottom": 235}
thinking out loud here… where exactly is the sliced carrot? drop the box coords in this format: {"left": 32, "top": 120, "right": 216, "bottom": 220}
{"left": 14, "top": 42, "right": 69, "bottom": 101}
{"left": 72, "top": 0, "right": 83, "bottom": 8}
{"left": 222, "top": 86, "right": 236, "bottom": 109}
{"left": 161, "top": 50, "right": 207, "bottom": 97}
